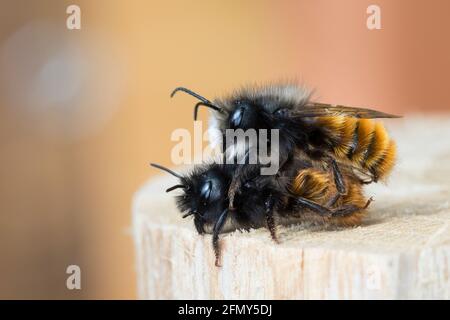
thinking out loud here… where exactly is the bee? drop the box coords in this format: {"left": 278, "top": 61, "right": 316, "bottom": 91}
{"left": 150, "top": 159, "right": 372, "bottom": 266}
{"left": 171, "top": 84, "right": 401, "bottom": 194}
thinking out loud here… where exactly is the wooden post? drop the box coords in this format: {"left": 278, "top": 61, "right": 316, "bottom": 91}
{"left": 133, "top": 118, "right": 450, "bottom": 299}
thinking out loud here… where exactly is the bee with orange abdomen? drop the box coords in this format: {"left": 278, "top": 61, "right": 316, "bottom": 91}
{"left": 228, "top": 158, "right": 372, "bottom": 245}
{"left": 171, "top": 83, "right": 400, "bottom": 193}
{"left": 150, "top": 158, "right": 371, "bottom": 266}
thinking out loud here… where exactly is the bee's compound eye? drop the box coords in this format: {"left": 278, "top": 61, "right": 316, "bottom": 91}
{"left": 230, "top": 107, "right": 244, "bottom": 128}
{"left": 274, "top": 108, "right": 289, "bottom": 117}
{"left": 200, "top": 181, "right": 212, "bottom": 202}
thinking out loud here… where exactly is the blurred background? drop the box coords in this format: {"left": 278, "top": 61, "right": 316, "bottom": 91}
{"left": 0, "top": 0, "right": 449, "bottom": 299}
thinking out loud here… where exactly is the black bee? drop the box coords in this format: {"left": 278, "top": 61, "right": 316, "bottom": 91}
{"left": 171, "top": 84, "right": 400, "bottom": 193}
{"left": 150, "top": 159, "right": 371, "bottom": 267}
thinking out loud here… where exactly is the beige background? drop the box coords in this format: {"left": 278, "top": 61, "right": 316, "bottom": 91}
{"left": 0, "top": 0, "right": 449, "bottom": 299}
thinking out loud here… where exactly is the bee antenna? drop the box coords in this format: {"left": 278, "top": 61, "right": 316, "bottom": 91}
{"left": 170, "top": 87, "right": 211, "bottom": 104}
{"left": 194, "top": 102, "right": 223, "bottom": 120}
{"left": 165, "top": 184, "right": 186, "bottom": 193}
{"left": 183, "top": 208, "right": 198, "bottom": 219}
{"left": 182, "top": 212, "right": 194, "bottom": 218}
{"left": 150, "top": 163, "right": 183, "bottom": 179}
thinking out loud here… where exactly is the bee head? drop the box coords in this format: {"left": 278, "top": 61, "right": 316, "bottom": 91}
{"left": 151, "top": 163, "right": 233, "bottom": 234}
{"left": 170, "top": 84, "right": 310, "bottom": 130}
{"left": 223, "top": 84, "right": 310, "bottom": 131}
{"left": 227, "top": 99, "right": 264, "bottom": 130}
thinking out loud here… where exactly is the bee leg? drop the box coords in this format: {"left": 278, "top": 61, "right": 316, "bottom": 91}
{"left": 264, "top": 194, "right": 280, "bottom": 243}
{"left": 294, "top": 197, "right": 333, "bottom": 217}
{"left": 363, "top": 197, "right": 374, "bottom": 209}
{"left": 331, "top": 205, "right": 361, "bottom": 217}
{"left": 325, "top": 193, "right": 341, "bottom": 208}
{"left": 266, "top": 212, "right": 279, "bottom": 243}
{"left": 369, "top": 168, "right": 379, "bottom": 183}
{"left": 330, "top": 158, "right": 346, "bottom": 195}
{"left": 295, "top": 195, "right": 374, "bottom": 218}
{"left": 212, "top": 209, "right": 229, "bottom": 267}
{"left": 331, "top": 197, "right": 374, "bottom": 217}
{"left": 359, "top": 177, "right": 374, "bottom": 184}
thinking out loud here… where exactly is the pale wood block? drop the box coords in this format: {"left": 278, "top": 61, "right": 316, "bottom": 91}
{"left": 133, "top": 117, "right": 450, "bottom": 299}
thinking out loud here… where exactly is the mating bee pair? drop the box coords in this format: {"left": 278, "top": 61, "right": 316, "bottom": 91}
{"left": 152, "top": 83, "right": 400, "bottom": 266}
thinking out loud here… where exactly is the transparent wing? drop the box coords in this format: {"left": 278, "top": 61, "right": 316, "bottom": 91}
{"left": 292, "top": 102, "right": 401, "bottom": 119}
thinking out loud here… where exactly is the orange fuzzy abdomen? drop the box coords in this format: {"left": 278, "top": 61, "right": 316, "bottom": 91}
{"left": 290, "top": 168, "right": 368, "bottom": 226}
{"left": 315, "top": 116, "right": 397, "bottom": 181}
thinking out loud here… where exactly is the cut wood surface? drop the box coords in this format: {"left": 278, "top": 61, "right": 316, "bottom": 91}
{"left": 133, "top": 117, "right": 450, "bottom": 299}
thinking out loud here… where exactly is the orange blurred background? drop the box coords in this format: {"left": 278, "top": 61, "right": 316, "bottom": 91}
{"left": 0, "top": 0, "right": 449, "bottom": 299}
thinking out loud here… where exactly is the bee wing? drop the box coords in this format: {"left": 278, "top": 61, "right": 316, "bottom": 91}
{"left": 293, "top": 102, "right": 402, "bottom": 119}
{"left": 338, "top": 162, "right": 371, "bottom": 177}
